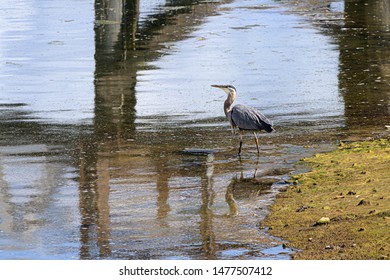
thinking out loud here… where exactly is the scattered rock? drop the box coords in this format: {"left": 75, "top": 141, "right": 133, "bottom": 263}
{"left": 296, "top": 205, "right": 312, "bottom": 212}
{"left": 357, "top": 199, "right": 371, "bottom": 206}
{"left": 347, "top": 191, "right": 356, "bottom": 195}
{"left": 314, "top": 217, "right": 330, "bottom": 226}
{"left": 377, "top": 211, "right": 390, "bottom": 217}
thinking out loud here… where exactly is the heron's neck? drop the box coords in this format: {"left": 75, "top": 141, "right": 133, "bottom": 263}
{"left": 224, "top": 92, "right": 236, "bottom": 117}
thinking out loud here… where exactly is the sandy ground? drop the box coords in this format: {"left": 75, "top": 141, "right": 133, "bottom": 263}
{"left": 264, "top": 138, "right": 390, "bottom": 259}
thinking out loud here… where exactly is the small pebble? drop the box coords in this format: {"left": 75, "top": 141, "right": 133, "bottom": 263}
{"left": 314, "top": 217, "right": 330, "bottom": 226}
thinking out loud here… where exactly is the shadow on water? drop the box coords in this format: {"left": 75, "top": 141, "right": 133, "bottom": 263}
{"left": 0, "top": 0, "right": 389, "bottom": 259}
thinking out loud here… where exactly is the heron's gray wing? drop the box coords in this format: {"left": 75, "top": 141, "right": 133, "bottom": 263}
{"left": 231, "top": 104, "right": 274, "bottom": 132}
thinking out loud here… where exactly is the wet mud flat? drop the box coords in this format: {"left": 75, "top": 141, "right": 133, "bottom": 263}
{"left": 264, "top": 138, "right": 390, "bottom": 259}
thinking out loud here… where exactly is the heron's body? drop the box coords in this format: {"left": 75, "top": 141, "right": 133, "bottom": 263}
{"left": 211, "top": 84, "right": 274, "bottom": 155}
{"left": 228, "top": 104, "right": 274, "bottom": 132}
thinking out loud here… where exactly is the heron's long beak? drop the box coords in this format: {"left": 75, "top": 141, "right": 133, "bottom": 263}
{"left": 211, "top": 85, "right": 224, "bottom": 89}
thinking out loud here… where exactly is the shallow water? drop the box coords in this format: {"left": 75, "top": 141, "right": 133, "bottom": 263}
{"left": 0, "top": 0, "right": 389, "bottom": 259}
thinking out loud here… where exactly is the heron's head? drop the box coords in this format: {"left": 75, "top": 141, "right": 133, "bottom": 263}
{"left": 211, "top": 84, "right": 237, "bottom": 95}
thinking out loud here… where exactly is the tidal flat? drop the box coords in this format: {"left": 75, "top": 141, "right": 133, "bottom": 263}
{"left": 264, "top": 137, "right": 390, "bottom": 259}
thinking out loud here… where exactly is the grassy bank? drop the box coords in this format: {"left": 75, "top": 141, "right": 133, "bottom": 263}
{"left": 264, "top": 138, "right": 390, "bottom": 259}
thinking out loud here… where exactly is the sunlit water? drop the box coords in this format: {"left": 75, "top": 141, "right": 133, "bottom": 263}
{"left": 0, "top": 0, "right": 389, "bottom": 259}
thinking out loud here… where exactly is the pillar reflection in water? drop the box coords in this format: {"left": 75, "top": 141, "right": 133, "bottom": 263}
{"left": 79, "top": 0, "right": 233, "bottom": 259}
{"left": 339, "top": 0, "right": 390, "bottom": 130}
{"left": 199, "top": 153, "right": 217, "bottom": 259}
{"left": 79, "top": 0, "right": 140, "bottom": 259}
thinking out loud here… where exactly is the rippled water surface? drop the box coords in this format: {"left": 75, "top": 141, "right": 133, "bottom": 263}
{"left": 0, "top": 0, "right": 389, "bottom": 259}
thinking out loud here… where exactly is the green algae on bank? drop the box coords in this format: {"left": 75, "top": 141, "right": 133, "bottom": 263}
{"left": 264, "top": 138, "right": 390, "bottom": 259}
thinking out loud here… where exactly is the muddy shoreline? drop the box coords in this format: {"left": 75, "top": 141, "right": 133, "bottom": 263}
{"left": 264, "top": 137, "right": 390, "bottom": 259}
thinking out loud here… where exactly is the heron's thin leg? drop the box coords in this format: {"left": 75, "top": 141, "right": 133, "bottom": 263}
{"left": 238, "top": 130, "right": 243, "bottom": 156}
{"left": 253, "top": 153, "right": 260, "bottom": 178}
{"left": 253, "top": 132, "right": 260, "bottom": 154}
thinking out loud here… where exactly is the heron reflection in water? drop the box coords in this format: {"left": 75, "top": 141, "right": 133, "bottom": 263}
{"left": 211, "top": 85, "right": 274, "bottom": 155}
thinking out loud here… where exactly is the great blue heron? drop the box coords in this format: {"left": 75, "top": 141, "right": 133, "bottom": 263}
{"left": 211, "top": 84, "right": 274, "bottom": 155}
